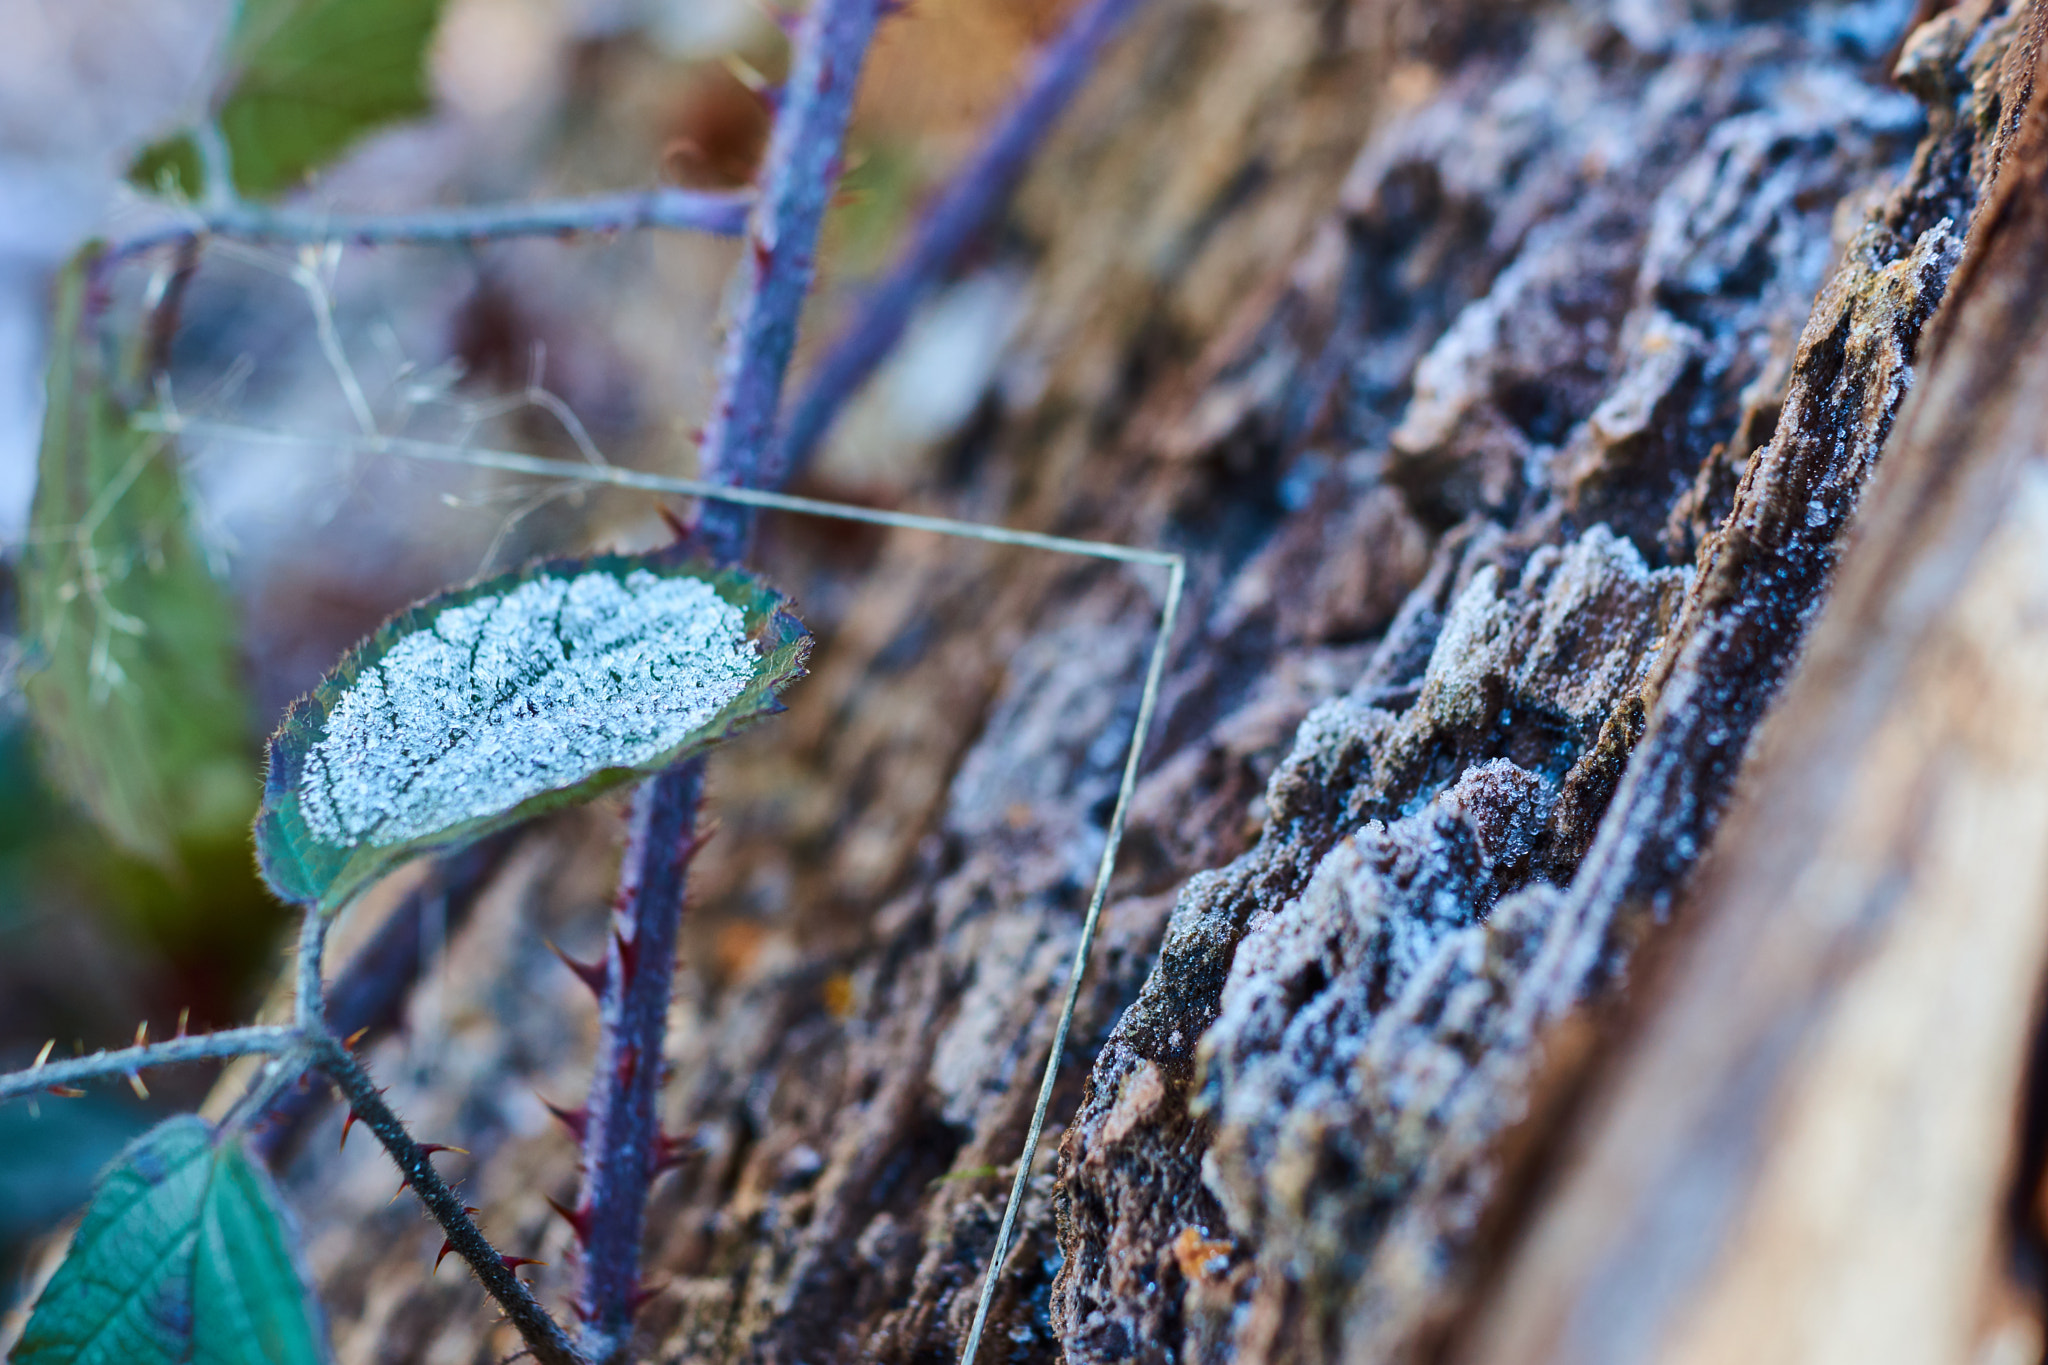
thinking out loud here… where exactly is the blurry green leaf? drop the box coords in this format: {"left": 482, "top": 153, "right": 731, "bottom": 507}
{"left": 257, "top": 555, "right": 810, "bottom": 914}
{"left": 19, "top": 248, "right": 255, "bottom": 869}
{"left": 217, "top": 0, "right": 446, "bottom": 198}
{"left": 11, "top": 1116, "right": 330, "bottom": 1365}
{"left": 125, "top": 135, "right": 206, "bottom": 202}
{"left": 129, "top": 0, "right": 445, "bottom": 203}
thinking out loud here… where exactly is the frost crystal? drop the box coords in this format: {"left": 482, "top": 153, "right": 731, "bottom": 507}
{"left": 300, "top": 568, "right": 757, "bottom": 847}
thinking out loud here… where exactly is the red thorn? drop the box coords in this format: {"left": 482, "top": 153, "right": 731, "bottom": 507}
{"left": 433, "top": 1208, "right": 483, "bottom": 1271}
{"left": 418, "top": 1143, "right": 469, "bottom": 1159}
{"left": 546, "top": 1195, "right": 593, "bottom": 1243}
{"left": 501, "top": 1256, "right": 547, "bottom": 1271}
{"left": 341, "top": 1085, "right": 389, "bottom": 1148}
{"left": 750, "top": 235, "right": 773, "bottom": 275}
{"left": 344, "top": 1026, "right": 371, "bottom": 1050}
{"left": 615, "top": 1043, "right": 639, "bottom": 1090}
{"left": 629, "top": 1283, "right": 659, "bottom": 1314}
{"left": 539, "top": 1095, "right": 589, "bottom": 1142}
{"left": 613, "top": 927, "right": 640, "bottom": 986}
{"left": 546, "top": 939, "right": 609, "bottom": 998}
{"left": 46, "top": 1085, "right": 85, "bottom": 1099}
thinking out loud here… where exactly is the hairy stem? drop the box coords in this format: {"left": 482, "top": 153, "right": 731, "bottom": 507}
{"left": 693, "top": 0, "right": 892, "bottom": 563}
{"left": 571, "top": 765, "right": 705, "bottom": 1362}
{"left": 296, "top": 906, "right": 331, "bottom": 1032}
{"left": 0, "top": 1027, "right": 298, "bottom": 1105}
{"left": 312, "top": 1032, "right": 586, "bottom": 1365}
{"left": 101, "top": 186, "right": 752, "bottom": 273}
{"left": 773, "top": 0, "right": 1152, "bottom": 479}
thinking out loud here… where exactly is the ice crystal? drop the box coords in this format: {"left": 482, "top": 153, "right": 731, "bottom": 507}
{"left": 300, "top": 568, "right": 757, "bottom": 847}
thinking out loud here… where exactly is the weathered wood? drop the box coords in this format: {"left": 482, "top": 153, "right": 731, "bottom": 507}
{"left": 1456, "top": 14, "right": 2048, "bottom": 1360}
{"left": 191, "top": 2, "right": 2048, "bottom": 1363}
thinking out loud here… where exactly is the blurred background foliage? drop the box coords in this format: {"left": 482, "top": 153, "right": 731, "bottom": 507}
{"left": 0, "top": 0, "right": 1070, "bottom": 1307}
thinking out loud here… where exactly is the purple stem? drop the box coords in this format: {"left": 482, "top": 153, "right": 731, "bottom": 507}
{"left": 693, "top": 0, "right": 893, "bottom": 564}
{"left": 568, "top": 13, "right": 886, "bottom": 1355}
{"left": 569, "top": 766, "right": 705, "bottom": 1364}
{"left": 771, "top": 0, "right": 1151, "bottom": 481}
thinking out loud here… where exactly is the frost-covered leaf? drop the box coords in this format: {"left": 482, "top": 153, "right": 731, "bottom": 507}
{"left": 11, "top": 1115, "right": 330, "bottom": 1365}
{"left": 19, "top": 247, "right": 255, "bottom": 868}
{"left": 127, "top": 0, "right": 444, "bottom": 201}
{"left": 256, "top": 555, "right": 810, "bottom": 913}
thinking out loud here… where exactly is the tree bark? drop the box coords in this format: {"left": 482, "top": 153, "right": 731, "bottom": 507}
{"left": 257, "top": 2, "right": 2048, "bottom": 1363}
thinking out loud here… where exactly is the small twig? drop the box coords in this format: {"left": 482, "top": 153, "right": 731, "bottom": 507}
{"left": 99, "top": 186, "right": 753, "bottom": 273}
{"left": 773, "top": 0, "right": 1153, "bottom": 478}
{"left": 311, "top": 1031, "right": 586, "bottom": 1365}
{"left": 0, "top": 1027, "right": 297, "bottom": 1105}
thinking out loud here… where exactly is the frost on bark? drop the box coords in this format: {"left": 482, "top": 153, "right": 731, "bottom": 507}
{"left": 245, "top": 3, "right": 2048, "bottom": 1364}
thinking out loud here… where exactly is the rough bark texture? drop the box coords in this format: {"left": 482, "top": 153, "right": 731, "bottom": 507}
{"left": 182, "top": 2, "right": 2048, "bottom": 1364}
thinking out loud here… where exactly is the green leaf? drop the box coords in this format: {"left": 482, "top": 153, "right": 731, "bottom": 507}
{"left": 127, "top": 0, "right": 445, "bottom": 202}
{"left": 11, "top": 1116, "right": 331, "bottom": 1365}
{"left": 217, "top": 0, "right": 446, "bottom": 198}
{"left": 126, "top": 135, "right": 206, "bottom": 202}
{"left": 256, "top": 555, "right": 810, "bottom": 913}
{"left": 19, "top": 247, "right": 256, "bottom": 869}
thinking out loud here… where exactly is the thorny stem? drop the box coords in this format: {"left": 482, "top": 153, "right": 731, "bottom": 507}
{"left": 296, "top": 903, "right": 590, "bottom": 1362}
{"left": 693, "top": 0, "right": 892, "bottom": 565}
{"left": 99, "top": 187, "right": 752, "bottom": 273}
{"left": 0, "top": 1027, "right": 298, "bottom": 1105}
{"left": 569, "top": 3, "right": 888, "bottom": 1358}
{"left": 1, "top": 890, "right": 592, "bottom": 1364}
{"left": 311, "top": 1031, "right": 586, "bottom": 1365}
{"left": 570, "top": 766, "right": 705, "bottom": 1363}
{"left": 773, "top": 0, "right": 1153, "bottom": 479}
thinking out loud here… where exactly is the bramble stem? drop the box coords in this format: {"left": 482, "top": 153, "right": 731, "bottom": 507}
{"left": 0, "top": 1027, "right": 298, "bottom": 1105}
{"left": 569, "top": 2, "right": 889, "bottom": 1358}
{"left": 100, "top": 186, "right": 752, "bottom": 272}
{"left": 693, "top": 0, "right": 893, "bottom": 564}
{"left": 571, "top": 765, "right": 705, "bottom": 1363}
{"left": 311, "top": 1031, "right": 587, "bottom": 1365}
{"left": 774, "top": 0, "right": 1152, "bottom": 479}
